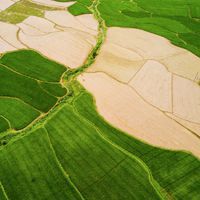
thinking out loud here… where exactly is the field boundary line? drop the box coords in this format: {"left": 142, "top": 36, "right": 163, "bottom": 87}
{"left": 43, "top": 126, "right": 87, "bottom": 200}
{"left": 0, "top": 182, "right": 10, "bottom": 200}
{"left": 0, "top": 62, "right": 62, "bottom": 84}
{"left": 72, "top": 97, "right": 168, "bottom": 200}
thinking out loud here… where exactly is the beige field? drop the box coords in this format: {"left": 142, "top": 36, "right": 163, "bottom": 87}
{"left": 129, "top": 60, "right": 172, "bottom": 112}
{"left": 17, "top": 12, "right": 98, "bottom": 68}
{"left": 87, "top": 42, "right": 145, "bottom": 82}
{"left": 0, "top": 0, "right": 15, "bottom": 11}
{"left": 31, "top": 0, "right": 75, "bottom": 8}
{"left": 166, "top": 113, "right": 200, "bottom": 137}
{"left": 0, "top": 22, "right": 25, "bottom": 53}
{"left": 78, "top": 72, "right": 200, "bottom": 158}
{"left": 173, "top": 75, "right": 200, "bottom": 123}
{"left": 0, "top": 38, "right": 16, "bottom": 52}
{"left": 82, "top": 27, "right": 200, "bottom": 157}
{"left": 22, "top": 16, "right": 56, "bottom": 33}
{"left": 45, "top": 11, "right": 98, "bottom": 36}
{"left": 89, "top": 27, "right": 200, "bottom": 82}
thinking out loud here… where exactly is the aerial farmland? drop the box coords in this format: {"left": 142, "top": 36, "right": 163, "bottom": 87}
{"left": 0, "top": 0, "right": 200, "bottom": 199}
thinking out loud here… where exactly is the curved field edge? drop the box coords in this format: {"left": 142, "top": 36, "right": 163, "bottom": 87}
{"left": 0, "top": 80, "right": 199, "bottom": 199}
{"left": 59, "top": 0, "right": 200, "bottom": 70}
{"left": 0, "top": 0, "right": 199, "bottom": 199}
{"left": 0, "top": 49, "right": 67, "bottom": 133}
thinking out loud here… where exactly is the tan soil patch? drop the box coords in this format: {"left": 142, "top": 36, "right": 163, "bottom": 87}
{"left": 31, "top": 0, "right": 75, "bottom": 8}
{"left": 78, "top": 72, "right": 200, "bottom": 158}
{"left": 161, "top": 52, "right": 200, "bottom": 82}
{"left": 18, "top": 13, "right": 97, "bottom": 68}
{"left": 0, "top": 38, "right": 16, "bottom": 53}
{"left": 0, "top": 0, "right": 15, "bottom": 11}
{"left": 45, "top": 11, "right": 97, "bottom": 36}
{"left": 166, "top": 113, "right": 200, "bottom": 137}
{"left": 17, "top": 23, "right": 45, "bottom": 36}
{"left": 89, "top": 27, "right": 200, "bottom": 82}
{"left": 21, "top": 16, "right": 56, "bottom": 33}
{"left": 173, "top": 75, "right": 200, "bottom": 123}
{"left": 0, "top": 22, "right": 25, "bottom": 53}
{"left": 76, "top": 14, "right": 98, "bottom": 31}
{"left": 87, "top": 42, "right": 144, "bottom": 83}
{"left": 19, "top": 30, "right": 94, "bottom": 68}
{"left": 129, "top": 60, "right": 172, "bottom": 112}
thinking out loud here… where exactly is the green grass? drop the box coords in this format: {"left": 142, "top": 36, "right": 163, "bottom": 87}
{"left": 0, "top": 116, "right": 10, "bottom": 133}
{"left": 0, "top": 98, "right": 40, "bottom": 130}
{"left": 0, "top": 84, "right": 199, "bottom": 199}
{"left": 60, "top": 0, "right": 200, "bottom": 58}
{"left": 0, "top": 128, "right": 83, "bottom": 200}
{"left": 0, "top": 0, "right": 199, "bottom": 199}
{"left": 55, "top": 0, "right": 93, "bottom": 15}
{"left": 97, "top": 0, "right": 200, "bottom": 58}
{"left": 0, "top": 50, "right": 66, "bottom": 82}
{"left": 0, "top": 50, "right": 67, "bottom": 131}
{"left": 0, "top": 183, "right": 7, "bottom": 200}
{"left": 44, "top": 104, "right": 163, "bottom": 200}
{"left": 73, "top": 90, "right": 200, "bottom": 200}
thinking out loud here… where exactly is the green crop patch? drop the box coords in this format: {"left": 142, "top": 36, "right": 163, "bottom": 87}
{"left": 0, "top": 50, "right": 67, "bottom": 132}
{"left": 0, "top": 128, "right": 83, "bottom": 200}
{"left": 0, "top": 117, "right": 10, "bottom": 133}
{"left": 55, "top": 0, "right": 93, "bottom": 15}
{"left": 97, "top": 0, "right": 200, "bottom": 58}
{"left": 0, "top": 98, "right": 39, "bottom": 130}
{"left": 0, "top": 0, "right": 199, "bottom": 199}
{"left": 0, "top": 183, "right": 7, "bottom": 200}
{"left": 45, "top": 105, "right": 163, "bottom": 199}
{"left": 0, "top": 50, "right": 66, "bottom": 82}
{"left": 73, "top": 90, "right": 200, "bottom": 200}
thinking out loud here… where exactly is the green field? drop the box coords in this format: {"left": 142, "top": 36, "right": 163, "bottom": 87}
{"left": 62, "top": 0, "right": 200, "bottom": 58}
{"left": 0, "top": 0, "right": 200, "bottom": 199}
{"left": 0, "top": 50, "right": 67, "bottom": 132}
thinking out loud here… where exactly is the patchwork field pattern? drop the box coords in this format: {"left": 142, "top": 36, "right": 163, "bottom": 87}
{"left": 0, "top": 0, "right": 200, "bottom": 200}
{"left": 0, "top": 50, "right": 67, "bottom": 132}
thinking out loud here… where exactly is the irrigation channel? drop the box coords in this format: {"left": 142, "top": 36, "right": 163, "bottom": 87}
{"left": 0, "top": 0, "right": 107, "bottom": 146}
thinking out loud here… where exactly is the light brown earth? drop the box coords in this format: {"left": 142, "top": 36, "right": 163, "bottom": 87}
{"left": 17, "top": 12, "right": 98, "bottom": 68}
{"left": 89, "top": 27, "right": 200, "bottom": 82}
{"left": 83, "top": 27, "right": 200, "bottom": 157}
{"left": 129, "top": 60, "right": 172, "bottom": 112}
{"left": 31, "top": 0, "right": 75, "bottom": 8}
{"left": 78, "top": 72, "right": 200, "bottom": 158}
{"left": 0, "top": 22, "right": 26, "bottom": 53}
{"left": 0, "top": 0, "right": 16, "bottom": 11}
{"left": 173, "top": 75, "right": 200, "bottom": 123}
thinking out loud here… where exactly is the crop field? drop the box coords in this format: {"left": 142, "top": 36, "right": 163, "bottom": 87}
{"left": 0, "top": 0, "right": 200, "bottom": 199}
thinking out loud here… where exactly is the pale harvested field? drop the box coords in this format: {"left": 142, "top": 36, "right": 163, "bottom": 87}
{"left": 31, "top": 0, "right": 75, "bottom": 8}
{"left": 88, "top": 27, "right": 200, "bottom": 124}
{"left": 18, "top": 12, "right": 98, "bottom": 68}
{"left": 78, "top": 72, "right": 200, "bottom": 158}
{"left": 0, "top": 38, "right": 16, "bottom": 52}
{"left": 0, "top": 0, "right": 15, "bottom": 11}
{"left": 87, "top": 42, "right": 145, "bottom": 82}
{"left": 89, "top": 27, "right": 200, "bottom": 82}
{"left": 19, "top": 31, "right": 93, "bottom": 68}
{"left": 0, "top": 22, "right": 25, "bottom": 53}
{"left": 45, "top": 11, "right": 98, "bottom": 36}
{"left": 22, "top": 16, "right": 56, "bottom": 33}
{"left": 166, "top": 113, "right": 200, "bottom": 137}
{"left": 173, "top": 75, "right": 200, "bottom": 123}
{"left": 129, "top": 60, "right": 172, "bottom": 112}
